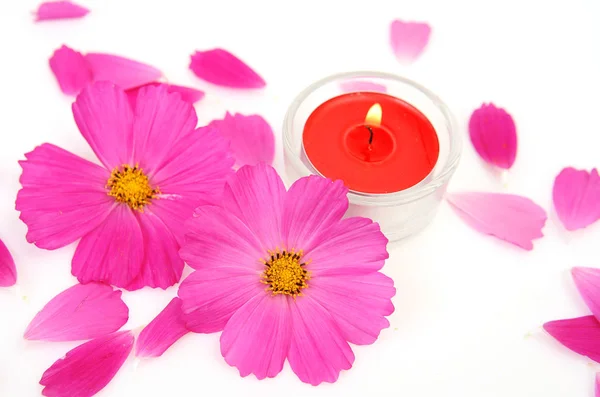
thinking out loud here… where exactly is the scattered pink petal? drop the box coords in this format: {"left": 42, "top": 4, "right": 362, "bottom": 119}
{"left": 24, "top": 283, "right": 128, "bottom": 341}
{"left": 85, "top": 53, "right": 162, "bottom": 90}
{"left": 447, "top": 192, "right": 547, "bottom": 250}
{"left": 0, "top": 239, "right": 16, "bottom": 287}
{"left": 339, "top": 81, "right": 387, "bottom": 93}
{"left": 544, "top": 316, "right": 600, "bottom": 363}
{"left": 126, "top": 83, "right": 204, "bottom": 108}
{"left": 469, "top": 103, "right": 517, "bottom": 169}
{"left": 35, "top": 1, "right": 89, "bottom": 22}
{"left": 572, "top": 267, "right": 600, "bottom": 321}
{"left": 40, "top": 330, "right": 134, "bottom": 397}
{"left": 135, "top": 298, "right": 189, "bottom": 358}
{"left": 390, "top": 20, "right": 431, "bottom": 63}
{"left": 49, "top": 45, "right": 93, "bottom": 95}
{"left": 208, "top": 112, "right": 275, "bottom": 167}
{"left": 553, "top": 167, "right": 600, "bottom": 231}
{"left": 596, "top": 373, "right": 600, "bottom": 397}
{"left": 189, "top": 49, "right": 266, "bottom": 89}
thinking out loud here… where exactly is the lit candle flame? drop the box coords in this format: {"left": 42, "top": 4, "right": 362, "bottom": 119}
{"left": 365, "top": 103, "right": 382, "bottom": 127}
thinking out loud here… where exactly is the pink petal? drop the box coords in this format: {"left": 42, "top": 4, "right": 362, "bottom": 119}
{"left": 543, "top": 316, "right": 600, "bottom": 363}
{"left": 126, "top": 83, "right": 204, "bottom": 107}
{"left": 40, "top": 330, "right": 134, "bottom": 397}
{"left": 179, "top": 206, "right": 263, "bottom": 272}
{"left": 305, "top": 217, "right": 389, "bottom": 277}
{"left": 468, "top": 103, "right": 517, "bottom": 169}
{"left": 308, "top": 272, "right": 395, "bottom": 345}
{"left": 16, "top": 143, "right": 114, "bottom": 250}
{"left": 135, "top": 298, "right": 188, "bottom": 357}
{"left": 189, "top": 49, "right": 266, "bottom": 89}
{"left": 178, "top": 267, "right": 263, "bottom": 333}
{"left": 209, "top": 113, "right": 275, "bottom": 167}
{"left": 24, "top": 283, "right": 128, "bottom": 342}
{"left": 572, "top": 267, "right": 600, "bottom": 321}
{"left": 49, "top": 45, "right": 93, "bottom": 95}
{"left": 339, "top": 81, "right": 387, "bottom": 93}
{"left": 220, "top": 294, "right": 291, "bottom": 379}
{"left": 125, "top": 211, "right": 184, "bottom": 290}
{"left": 596, "top": 373, "right": 600, "bottom": 397}
{"left": 35, "top": 1, "right": 89, "bottom": 22}
{"left": 446, "top": 192, "right": 547, "bottom": 250}
{"left": 0, "top": 239, "right": 16, "bottom": 287}
{"left": 72, "top": 206, "right": 144, "bottom": 289}
{"left": 149, "top": 124, "right": 235, "bottom": 207}
{"left": 390, "top": 20, "right": 431, "bottom": 63}
{"left": 85, "top": 53, "right": 162, "bottom": 91}
{"left": 72, "top": 82, "right": 134, "bottom": 169}
{"left": 287, "top": 296, "right": 355, "bottom": 385}
{"left": 131, "top": 84, "right": 197, "bottom": 175}
{"left": 553, "top": 168, "right": 600, "bottom": 231}
{"left": 220, "top": 164, "right": 286, "bottom": 250}
{"left": 282, "top": 176, "right": 349, "bottom": 253}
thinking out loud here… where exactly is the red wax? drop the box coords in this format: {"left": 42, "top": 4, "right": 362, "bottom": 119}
{"left": 302, "top": 92, "right": 440, "bottom": 193}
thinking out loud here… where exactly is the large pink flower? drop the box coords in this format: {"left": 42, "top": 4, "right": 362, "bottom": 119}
{"left": 17, "top": 81, "right": 234, "bottom": 290}
{"left": 178, "top": 164, "right": 395, "bottom": 385}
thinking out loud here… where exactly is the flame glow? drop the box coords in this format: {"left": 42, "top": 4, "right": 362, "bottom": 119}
{"left": 365, "top": 103, "right": 382, "bottom": 127}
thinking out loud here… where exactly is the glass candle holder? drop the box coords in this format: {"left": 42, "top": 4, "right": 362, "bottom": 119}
{"left": 283, "top": 71, "right": 461, "bottom": 242}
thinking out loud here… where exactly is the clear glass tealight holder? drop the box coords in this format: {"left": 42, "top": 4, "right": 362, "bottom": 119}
{"left": 282, "top": 71, "right": 462, "bottom": 242}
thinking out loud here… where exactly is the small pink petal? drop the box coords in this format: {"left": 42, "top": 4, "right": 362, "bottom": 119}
{"left": 0, "top": 239, "right": 16, "bottom": 287}
{"left": 596, "top": 373, "right": 600, "bottom": 397}
{"left": 447, "top": 192, "right": 547, "bottom": 250}
{"left": 543, "top": 316, "right": 600, "bottom": 363}
{"left": 189, "top": 49, "right": 266, "bottom": 89}
{"left": 24, "top": 283, "right": 128, "bottom": 342}
{"left": 85, "top": 53, "right": 162, "bottom": 90}
{"left": 390, "top": 20, "right": 431, "bottom": 63}
{"left": 49, "top": 45, "right": 93, "bottom": 95}
{"left": 135, "top": 298, "right": 188, "bottom": 358}
{"left": 40, "top": 330, "right": 134, "bottom": 397}
{"left": 35, "top": 1, "right": 89, "bottom": 22}
{"left": 572, "top": 267, "right": 600, "bottom": 321}
{"left": 339, "top": 81, "right": 387, "bottom": 93}
{"left": 209, "top": 112, "right": 275, "bottom": 167}
{"left": 469, "top": 103, "right": 517, "bottom": 169}
{"left": 125, "top": 83, "right": 204, "bottom": 107}
{"left": 553, "top": 168, "right": 600, "bottom": 231}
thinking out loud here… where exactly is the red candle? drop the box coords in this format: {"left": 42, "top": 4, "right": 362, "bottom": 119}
{"left": 302, "top": 92, "right": 440, "bottom": 193}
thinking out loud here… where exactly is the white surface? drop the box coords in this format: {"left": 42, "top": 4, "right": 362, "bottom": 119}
{"left": 1, "top": 0, "right": 600, "bottom": 396}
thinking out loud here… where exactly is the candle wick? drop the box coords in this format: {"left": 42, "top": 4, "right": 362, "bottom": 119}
{"left": 366, "top": 126, "right": 374, "bottom": 145}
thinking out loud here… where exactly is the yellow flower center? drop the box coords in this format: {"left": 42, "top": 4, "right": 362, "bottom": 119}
{"left": 107, "top": 165, "right": 160, "bottom": 211}
{"left": 262, "top": 250, "right": 309, "bottom": 296}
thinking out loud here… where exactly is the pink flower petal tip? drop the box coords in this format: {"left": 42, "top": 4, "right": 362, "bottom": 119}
{"left": 126, "top": 83, "right": 204, "bottom": 107}
{"left": 85, "top": 53, "right": 163, "bottom": 91}
{"left": 209, "top": 112, "right": 275, "bottom": 166}
{"left": 0, "top": 239, "right": 17, "bottom": 287}
{"left": 390, "top": 20, "right": 431, "bottom": 63}
{"left": 572, "top": 267, "right": 600, "bottom": 321}
{"left": 35, "top": 1, "right": 89, "bottom": 22}
{"left": 447, "top": 192, "right": 547, "bottom": 250}
{"left": 469, "top": 103, "right": 517, "bottom": 169}
{"left": 553, "top": 167, "right": 600, "bottom": 231}
{"left": 543, "top": 315, "right": 600, "bottom": 363}
{"left": 40, "top": 330, "right": 134, "bottom": 397}
{"left": 49, "top": 45, "right": 93, "bottom": 95}
{"left": 189, "top": 49, "right": 266, "bottom": 89}
{"left": 135, "top": 298, "right": 189, "bottom": 358}
{"left": 24, "top": 283, "right": 128, "bottom": 341}
{"left": 339, "top": 81, "right": 387, "bottom": 93}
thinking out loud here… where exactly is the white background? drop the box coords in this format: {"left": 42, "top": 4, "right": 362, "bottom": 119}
{"left": 1, "top": 0, "right": 600, "bottom": 396}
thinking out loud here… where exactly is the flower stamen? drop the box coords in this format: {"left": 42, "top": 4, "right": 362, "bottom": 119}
{"left": 107, "top": 164, "right": 159, "bottom": 211}
{"left": 262, "top": 249, "right": 309, "bottom": 296}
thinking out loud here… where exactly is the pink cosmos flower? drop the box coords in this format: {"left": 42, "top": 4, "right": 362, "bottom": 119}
{"left": 178, "top": 164, "right": 395, "bottom": 385}
{"left": 17, "top": 81, "right": 234, "bottom": 290}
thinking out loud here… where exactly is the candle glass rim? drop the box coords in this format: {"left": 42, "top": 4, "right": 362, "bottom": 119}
{"left": 283, "top": 70, "right": 461, "bottom": 206}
